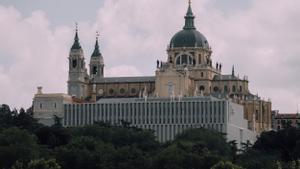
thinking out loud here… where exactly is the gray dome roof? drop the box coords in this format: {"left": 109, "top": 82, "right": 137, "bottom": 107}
{"left": 169, "top": 1, "right": 210, "bottom": 49}
{"left": 170, "top": 29, "right": 209, "bottom": 49}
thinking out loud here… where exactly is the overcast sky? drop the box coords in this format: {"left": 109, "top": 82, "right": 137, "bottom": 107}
{"left": 0, "top": 0, "right": 299, "bottom": 113}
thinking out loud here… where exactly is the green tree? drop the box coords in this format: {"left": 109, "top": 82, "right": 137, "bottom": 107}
{"left": 14, "top": 108, "right": 42, "bottom": 131}
{"left": 11, "top": 159, "right": 61, "bottom": 169}
{"left": 70, "top": 124, "right": 159, "bottom": 152}
{"left": 35, "top": 126, "right": 70, "bottom": 149}
{"left": 211, "top": 161, "right": 244, "bottom": 169}
{"left": 55, "top": 136, "right": 116, "bottom": 169}
{"left": 52, "top": 115, "right": 62, "bottom": 128}
{"left": 0, "top": 105, "right": 41, "bottom": 131}
{"left": 254, "top": 127, "right": 300, "bottom": 161}
{"left": 240, "top": 140, "right": 252, "bottom": 153}
{"left": 153, "top": 141, "right": 222, "bottom": 169}
{"left": 0, "top": 104, "right": 14, "bottom": 128}
{"left": 11, "top": 161, "right": 26, "bottom": 169}
{"left": 236, "top": 149, "right": 278, "bottom": 169}
{"left": 0, "top": 128, "right": 39, "bottom": 169}
{"left": 112, "top": 146, "right": 150, "bottom": 169}
{"left": 175, "top": 128, "right": 232, "bottom": 158}
{"left": 228, "top": 140, "right": 238, "bottom": 162}
{"left": 27, "top": 159, "right": 61, "bottom": 169}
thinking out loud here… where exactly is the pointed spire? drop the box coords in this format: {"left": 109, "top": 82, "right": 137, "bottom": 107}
{"left": 71, "top": 23, "right": 82, "bottom": 50}
{"left": 183, "top": 0, "right": 196, "bottom": 30}
{"left": 91, "top": 31, "right": 101, "bottom": 57}
{"left": 232, "top": 65, "right": 235, "bottom": 76}
{"left": 187, "top": 0, "right": 193, "bottom": 16}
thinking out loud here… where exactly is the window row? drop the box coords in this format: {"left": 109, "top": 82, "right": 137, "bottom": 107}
{"left": 63, "top": 101, "right": 226, "bottom": 127}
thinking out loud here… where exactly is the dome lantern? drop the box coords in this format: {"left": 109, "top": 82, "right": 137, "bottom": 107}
{"left": 169, "top": 1, "right": 210, "bottom": 50}
{"left": 183, "top": 0, "right": 195, "bottom": 30}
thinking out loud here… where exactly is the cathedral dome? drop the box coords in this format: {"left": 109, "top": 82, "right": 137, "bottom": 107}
{"left": 170, "top": 29, "right": 209, "bottom": 49}
{"left": 169, "top": 1, "right": 209, "bottom": 49}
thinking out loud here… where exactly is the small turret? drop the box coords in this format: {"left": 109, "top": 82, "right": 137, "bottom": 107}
{"left": 37, "top": 86, "right": 43, "bottom": 94}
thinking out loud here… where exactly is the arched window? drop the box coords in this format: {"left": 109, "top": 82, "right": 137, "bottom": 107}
{"left": 199, "top": 86, "right": 205, "bottom": 91}
{"left": 182, "top": 55, "right": 188, "bottom": 64}
{"left": 109, "top": 89, "right": 114, "bottom": 94}
{"left": 176, "top": 54, "right": 193, "bottom": 66}
{"left": 120, "top": 88, "right": 125, "bottom": 94}
{"left": 176, "top": 57, "right": 181, "bottom": 65}
{"left": 198, "top": 54, "right": 202, "bottom": 64}
{"left": 72, "top": 59, "right": 77, "bottom": 68}
{"left": 201, "top": 72, "right": 204, "bottom": 77}
{"left": 240, "top": 86, "right": 243, "bottom": 92}
{"left": 213, "top": 87, "right": 219, "bottom": 92}
{"left": 92, "top": 66, "right": 97, "bottom": 75}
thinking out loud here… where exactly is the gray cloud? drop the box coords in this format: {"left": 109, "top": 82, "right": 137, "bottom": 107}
{"left": 0, "top": 0, "right": 299, "bottom": 113}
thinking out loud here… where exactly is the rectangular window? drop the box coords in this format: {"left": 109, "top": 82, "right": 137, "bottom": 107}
{"left": 72, "top": 111, "right": 75, "bottom": 126}
{"left": 89, "top": 104, "right": 92, "bottom": 124}
{"left": 204, "top": 102, "right": 207, "bottom": 123}
{"left": 64, "top": 105, "right": 67, "bottom": 126}
{"left": 84, "top": 104, "right": 88, "bottom": 125}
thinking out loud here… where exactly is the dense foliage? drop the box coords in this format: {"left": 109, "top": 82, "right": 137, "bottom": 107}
{"left": 1, "top": 104, "right": 300, "bottom": 169}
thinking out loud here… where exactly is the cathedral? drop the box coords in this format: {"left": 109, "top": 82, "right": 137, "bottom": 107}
{"left": 33, "top": 1, "right": 272, "bottom": 143}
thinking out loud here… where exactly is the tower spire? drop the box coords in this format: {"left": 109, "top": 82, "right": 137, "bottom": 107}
{"left": 91, "top": 31, "right": 101, "bottom": 57}
{"left": 71, "top": 22, "right": 82, "bottom": 50}
{"left": 183, "top": 0, "right": 196, "bottom": 30}
{"left": 232, "top": 65, "right": 235, "bottom": 76}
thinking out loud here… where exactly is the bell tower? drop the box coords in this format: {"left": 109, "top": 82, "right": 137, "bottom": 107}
{"left": 89, "top": 32, "right": 104, "bottom": 79}
{"left": 67, "top": 24, "right": 89, "bottom": 99}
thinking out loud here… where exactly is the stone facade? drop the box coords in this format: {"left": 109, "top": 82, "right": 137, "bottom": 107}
{"left": 33, "top": 87, "right": 73, "bottom": 126}
{"left": 33, "top": 1, "right": 272, "bottom": 135}
{"left": 271, "top": 110, "right": 300, "bottom": 130}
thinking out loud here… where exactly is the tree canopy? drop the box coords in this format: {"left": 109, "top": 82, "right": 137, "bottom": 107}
{"left": 1, "top": 104, "right": 300, "bottom": 169}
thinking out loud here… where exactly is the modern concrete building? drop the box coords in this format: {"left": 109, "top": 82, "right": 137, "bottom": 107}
{"left": 33, "top": 1, "right": 271, "bottom": 145}
{"left": 63, "top": 97, "right": 256, "bottom": 144}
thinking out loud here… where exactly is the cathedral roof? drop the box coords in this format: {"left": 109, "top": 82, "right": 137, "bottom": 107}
{"left": 169, "top": 1, "right": 210, "bottom": 49}
{"left": 213, "top": 75, "right": 242, "bottom": 81}
{"left": 94, "top": 76, "right": 155, "bottom": 84}
{"left": 170, "top": 30, "right": 209, "bottom": 48}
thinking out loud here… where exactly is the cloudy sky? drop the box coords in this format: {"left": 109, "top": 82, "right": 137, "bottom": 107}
{"left": 0, "top": 0, "right": 299, "bottom": 113}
